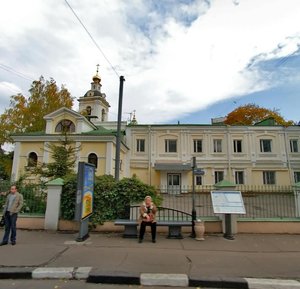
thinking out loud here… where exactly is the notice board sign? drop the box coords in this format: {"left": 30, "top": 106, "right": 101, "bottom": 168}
{"left": 75, "top": 162, "right": 95, "bottom": 221}
{"left": 211, "top": 191, "right": 246, "bottom": 214}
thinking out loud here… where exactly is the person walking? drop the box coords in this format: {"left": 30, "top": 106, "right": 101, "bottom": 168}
{"left": 139, "top": 195, "right": 157, "bottom": 243}
{"left": 0, "top": 185, "right": 23, "bottom": 246}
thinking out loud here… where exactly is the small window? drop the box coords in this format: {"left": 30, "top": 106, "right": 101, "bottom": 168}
{"left": 88, "top": 153, "right": 98, "bottom": 168}
{"left": 233, "top": 140, "right": 242, "bottom": 153}
{"left": 101, "top": 109, "right": 106, "bottom": 122}
{"left": 214, "top": 171, "right": 224, "bottom": 184}
{"left": 290, "top": 140, "right": 299, "bottom": 153}
{"left": 263, "top": 171, "right": 276, "bottom": 184}
{"left": 213, "top": 139, "right": 222, "bottom": 153}
{"left": 165, "top": 139, "right": 177, "bottom": 153}
{"left": 195, "top": 175, "right": 202, "bottom": 185}
{"left": 137, "top": 139, "right": 145, "bottom": 152}
{"left": 235, "top": 171, "right": 244, "bottom": 184}
{"left": 260, "top": 139, "right": 272, "bottom": 153}
{"left": 294, "top": 172, "right": 300, "bottom": 183}
{"left": 193, "top": 139, "right": 202, "bottom": 153}
{"left": 55, "top": 119, "right": 75, "bottom": 133}
{"left": 86, "top": 106, "right": 92, "bottom": 115}
{"left": 27, "top": 152, "right": 38, "bottom": 167}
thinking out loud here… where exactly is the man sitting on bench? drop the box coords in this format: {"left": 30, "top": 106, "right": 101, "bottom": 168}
{"left": 139, "top": 196, "right": 157, "bottom": 243}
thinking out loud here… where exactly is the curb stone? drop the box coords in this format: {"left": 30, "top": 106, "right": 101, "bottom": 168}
{"left": 1, "top": 267, "right": 300, "bottom": 288}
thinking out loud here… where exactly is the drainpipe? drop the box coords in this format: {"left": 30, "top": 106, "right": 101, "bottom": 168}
{"left": 283, "top": 127, "right": 293, "bottom": 184}
{"left": 226, "top": 126, "right": 232, "bottom": 182}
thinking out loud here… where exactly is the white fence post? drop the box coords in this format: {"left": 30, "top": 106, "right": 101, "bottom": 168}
{"left": 44, "top": 178, "right": 64, "bottom": 231}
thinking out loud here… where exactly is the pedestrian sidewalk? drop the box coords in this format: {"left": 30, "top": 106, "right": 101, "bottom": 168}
{"left": 0, "top": 229, "right": 300, "bottom": 288}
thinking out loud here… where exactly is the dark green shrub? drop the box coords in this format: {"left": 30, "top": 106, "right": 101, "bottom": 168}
{"left": 60, "top": 174, "right": 162, "bottom": 225}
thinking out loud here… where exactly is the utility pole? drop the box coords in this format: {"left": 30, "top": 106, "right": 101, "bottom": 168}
{"left": 191, "top": 156, "right": 196, "bottom": 238}
{"left": 115, "top": 75, "right": 125, "bottom": 181}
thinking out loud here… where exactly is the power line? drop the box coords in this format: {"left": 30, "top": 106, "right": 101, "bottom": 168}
{"left": 64, "top": 0, "right": 120, "bottom": 78}
{"left": 0, "top": 63, "right": 34, "bottom": 82}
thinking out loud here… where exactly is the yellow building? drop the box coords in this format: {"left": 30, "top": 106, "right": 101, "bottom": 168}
{"left": 11, "top": 70, "right": 300, "bottom": 191}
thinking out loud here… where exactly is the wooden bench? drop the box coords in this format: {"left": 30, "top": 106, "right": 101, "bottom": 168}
{"left": 115, "top": 206, "right": 192, "bottom": 239}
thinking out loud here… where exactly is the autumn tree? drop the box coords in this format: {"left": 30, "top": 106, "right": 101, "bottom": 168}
{"left": 0, "top": 76, "right": 74, "bottom": 144}
{"left": 224, "top": 104, "right": 295, "bottom": 126}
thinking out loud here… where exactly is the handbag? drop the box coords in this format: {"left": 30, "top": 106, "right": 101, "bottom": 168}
{"left": 0, "top": 216, "right": 5, "bottom": 227}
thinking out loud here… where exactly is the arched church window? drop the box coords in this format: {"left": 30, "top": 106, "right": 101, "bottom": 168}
{"left": 86, "top": 106, "right": 92, "bottom": 115}
{"left": 88, "top": 153, "right": 98, "bottom": 168}
{"left": 27, "top": 152, "right": 38, "bottom": 167}
{"left": 101, "top": 109, "right": 106, "bottom": 122}
{"left": 55, "top": 119, "right": 75, "bottom": 133}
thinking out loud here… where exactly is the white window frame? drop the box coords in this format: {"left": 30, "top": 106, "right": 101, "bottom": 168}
{"left": 233, "top": 139, "right": 242, "bottom": 153}
{"left": 263, "top": 171, "right": 276, "bottom": 184}
{"left": 165, "top": 139, "right": 177, "bottom": 153}
{"left": 193, "top": 139, "right": 203, "bottom": 153}
{"left": 260, "top": 139, "right": 272, "bottom": 153}
{"left": 136, "top": 139, "right": 145, "bottom": 152}
{"left": 290, "top": 139, "right": 299, "bottom": 153}
{"left": 235, "top": 171, "right": 244, "bottom": 184}
{"left": 213, "top": 139, "right": 222, "bottom": 153}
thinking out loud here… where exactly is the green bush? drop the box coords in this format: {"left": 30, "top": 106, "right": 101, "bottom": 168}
{"left": 60, "top": 174, "right": 162, "bottom": 225}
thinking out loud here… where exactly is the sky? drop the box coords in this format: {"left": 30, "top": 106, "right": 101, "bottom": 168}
{"left": 0, "top": 0, "right": 300, "bottom": 126}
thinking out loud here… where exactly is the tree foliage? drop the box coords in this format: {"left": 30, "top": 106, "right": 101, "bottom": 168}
{"left": 224, "top": 104, "right": 295, "bottom": 126}
{"left": 61, "top": 174, "right": 162, "bottom": 225}
{"left": 0, "top": 151, "right": 13, "bottom": 180}
{"left": 0, "top": 76, "right": 74, "bottom": 144}
{"left": 37, "top": 134, "right": 80, "bottom": 180}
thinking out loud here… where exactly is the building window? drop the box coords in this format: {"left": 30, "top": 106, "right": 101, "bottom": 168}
{"left": 27, "top": 152, "right": 38, "bottom": 167}
{"left": 137, "top": 139, "right": 145, "bottom": 152}
{"left": 260, "top": 139, "right": 272, "bottom": 153}
{"left": 195, "top": 175, "right": 202, "bottom": 185}
{"left": 55, "top": 119, "right": 75, "bottom": 133}
{"left": 165, "top": 139, "right": 177, "bottom": 153}
{"left": 101, "top": 109, "right": 106, "bottom": 122}
{"left": 263, "top": 171, "right": 276, "bottom": 184}
{"left": 290, "top": 139, "right": 299, "bottom": 153}
{"left": 235, "top": 171, "right": 244, "bottom": 184}
{"left": 214, "top": 171, "right": 224, "bottom": 183}
{"left": 193, "top": 139, "right": 202, "bottom": 153}
{"left": 294, "top": 172, "right": 300, "bottom": 183}
{"left": 233, "top": 140, "right": 242, "bottom": 153}
{"left": 88, "top": 153, "right": 98, "bottom": 168}
{"left": 213, "top": 139, "right": 222, "bottom": 153}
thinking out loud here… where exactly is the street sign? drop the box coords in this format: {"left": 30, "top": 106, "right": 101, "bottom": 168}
{"left": 194, "top": 169, "right": 205, "bottom": 175}
{"left": 211, "top": 191, "right": 246, "bottom": 214}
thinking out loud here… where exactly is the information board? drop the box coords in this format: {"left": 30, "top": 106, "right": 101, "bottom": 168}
{"left": 211, "top": 191, "right": 246, "bottom": 214}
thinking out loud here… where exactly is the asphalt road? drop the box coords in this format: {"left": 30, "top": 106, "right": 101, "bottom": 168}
{"left": 0, "top": 280, "right": 206, "bottom": 289}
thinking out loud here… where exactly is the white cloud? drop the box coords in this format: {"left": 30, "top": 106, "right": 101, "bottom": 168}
{"left": 0, "top": 0, "right": 299, "bottom": 123}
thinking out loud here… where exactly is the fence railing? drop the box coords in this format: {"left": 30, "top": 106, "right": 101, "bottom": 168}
{"left": 156, "top": 185, "right": 300, "bottom": 220}
{"left": 0, "top": 180, "right": 46, "bottom": 216}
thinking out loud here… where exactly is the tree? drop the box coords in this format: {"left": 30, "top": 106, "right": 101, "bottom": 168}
{"left": 0, "top": 76, "right": 74, "bottom": 144}
{"left": 224, "top": 104, "right": 295, "bottom": 126}
{"left": 38, "top": 134, "right": 80, "bottom": 179}
{"left": 0, "top": 151, "right": 13, "bottom": 180}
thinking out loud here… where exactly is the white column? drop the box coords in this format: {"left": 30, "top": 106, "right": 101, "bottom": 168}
{"left": 11, "top": 142, "right": 21, "bottom": 182}
{"left": 106, "top": 142, "right": 113, "bottom": 175}
{"left": 44, "top": 178, "right": 64, "bottom": 231}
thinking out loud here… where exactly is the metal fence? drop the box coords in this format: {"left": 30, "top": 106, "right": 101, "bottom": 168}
{"left": 156, "top": 185, "right": 300, "bottom": 220}
{"left": 0, "top": 180, "right": 46, "bottom": 216}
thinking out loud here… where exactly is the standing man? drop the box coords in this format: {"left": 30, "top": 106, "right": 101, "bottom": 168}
{"left": 0, "top": 185, "right": 23, "bottom": 246}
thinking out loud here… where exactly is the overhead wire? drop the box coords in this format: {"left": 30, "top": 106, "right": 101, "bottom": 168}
{"left": 0, "top": 63, "right": 35, "bottom": 82}
{"left": 64, "top": 0, "right": 120, "bottom": 79}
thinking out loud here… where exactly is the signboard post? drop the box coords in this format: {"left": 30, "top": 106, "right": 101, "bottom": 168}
{"left": 210, "top": 191, "right": 246, "bottom": 240}
{"left": 75, "top": 162, "right": 95, "bottom": 242}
